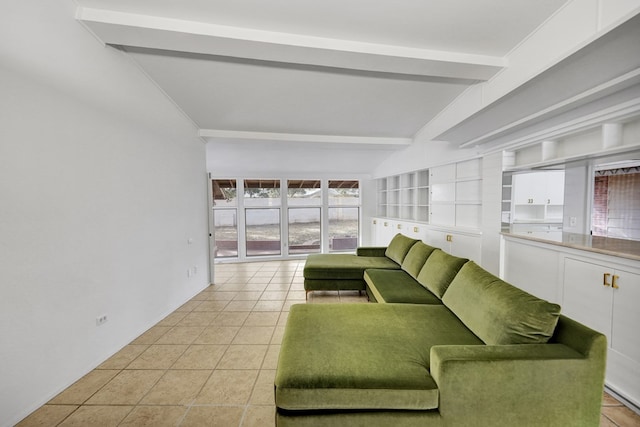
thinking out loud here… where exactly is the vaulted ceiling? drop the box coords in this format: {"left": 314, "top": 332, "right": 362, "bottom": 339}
{"left": 75, "top": 0, "right": 572, "bottom": 149}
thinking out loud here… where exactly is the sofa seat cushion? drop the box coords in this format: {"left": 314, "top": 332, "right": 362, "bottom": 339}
{"left": 304, "top": 254, "right": 400, "bottom": 280}
{"left": 275, "top": 303, "right": 483, "bottom": 411}
{"left": 364, "top": 269, "right": 442, "bottom": 304}
{"left": 443, "top": 261, "right": 562, "bottom": 345}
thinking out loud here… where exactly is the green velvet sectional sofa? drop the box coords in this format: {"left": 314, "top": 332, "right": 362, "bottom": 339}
{"left": 276, "top": 234, "right": 607, "bottom": 427}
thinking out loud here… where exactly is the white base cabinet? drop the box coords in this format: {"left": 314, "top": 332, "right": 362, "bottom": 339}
{"left": 371, "top": 217, "right": 481, "bottom": 262}
{"left": 503, "top": 236, "right": 640, "bottom": 408}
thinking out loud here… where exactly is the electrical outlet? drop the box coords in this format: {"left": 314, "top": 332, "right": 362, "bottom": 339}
{"left": 96, "top": 315, "right": 108, "bottom": 326}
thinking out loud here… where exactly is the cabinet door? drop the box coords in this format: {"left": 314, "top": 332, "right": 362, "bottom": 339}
{"left": 450, "top": 233, "right": 481, "bottom": 262}
{"left": 545, "top": 171, "right": 565, "bottom": 205}
{"left": 430, "top": 164, "right": 456, "bottom": 184}
{"left": 610, "top": 267, "right": 640, "bottom": 361}
{"left": 504, "top": 240, "right": 561, "bottom": 303}
{"left": 562, "top": 258, "right": 612, "bottom": 340}
{"left": 512, "top": 173, "right": 540, "bottom": 204}
{"left": 430, "top": 204, "right": 455, "bottom": 227}
{"left": 425, "top": 230, "right": 451, "bottom": 253}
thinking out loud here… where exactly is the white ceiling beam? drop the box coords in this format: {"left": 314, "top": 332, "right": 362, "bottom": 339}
{"left": 77, "top": 7, "right": 506, "bottom": 81}
{"left": 199, "top": 129, "right": 412, "bottom": 146}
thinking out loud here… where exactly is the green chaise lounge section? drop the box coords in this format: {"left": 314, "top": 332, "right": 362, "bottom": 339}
{"left": 303, "top": 233, "right": 419, "bottom": 295}
{"left": 275, "top": 261, "right": 607, "bottom": 427}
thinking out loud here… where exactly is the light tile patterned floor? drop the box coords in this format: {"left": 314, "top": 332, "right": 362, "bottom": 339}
{"left": 17, "top": 260, "right": 640, "bottom": 426}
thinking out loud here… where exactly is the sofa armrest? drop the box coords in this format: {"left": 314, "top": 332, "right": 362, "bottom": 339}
{"left": 430, "top": 342, "right": 606, "bottom": 427}
{"left": 356, "top": 246, "right": 387, "bottom": 257}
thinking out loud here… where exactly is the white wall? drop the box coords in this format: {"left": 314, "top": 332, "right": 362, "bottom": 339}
{"left": 0, "top": 2, "right": 209, "bottom": 426}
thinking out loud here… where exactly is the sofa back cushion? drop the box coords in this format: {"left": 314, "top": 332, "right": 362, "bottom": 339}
{"left": 385, "top": 233, "right": 419, "bottom": 265}
{"left": 442, "top": 261, "right": 561, "bottom": 345}
{"left": 416, "top": 249, "right": 468, "bottom": 298}
{"left": 401, "top": 242, "right": 438, "bottom": 279}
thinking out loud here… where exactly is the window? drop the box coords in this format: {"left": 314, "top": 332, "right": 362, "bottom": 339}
{"left": 244, "top": 180, "right": 281, "bottom": 256}
{"left": 212, "top": 179, "right": 238, "bottom": 258}
{"left": 592, "top": 164, "right": 640, "bottom": 241}
{"left": 328, "top": 180, "right": 359, "bottom": 251}
{"left": 210, "top": 177, "right": 361, "bottom": 260}
{"left": 287, "top": 180, "right": 321, "bottom": 255}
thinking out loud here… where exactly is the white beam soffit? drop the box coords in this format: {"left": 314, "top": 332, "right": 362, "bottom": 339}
{"left": 199, "top": 129, "right": 412, "bottom": 147}
{"left": 76, "top": 7, "right": 506, "bottom": 82}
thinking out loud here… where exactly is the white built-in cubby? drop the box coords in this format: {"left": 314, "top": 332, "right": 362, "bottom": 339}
{"left": 377, "top": 169, "right": 429, "bottom": 221}
{"left": 376, "top": 159, "right": 482, "bottom": 229}
{"left": 372, "top": 158, "right": 483, "bottom": 262}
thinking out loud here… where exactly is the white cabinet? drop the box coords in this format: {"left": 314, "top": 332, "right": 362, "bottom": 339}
{"left": 371, "top": 218, "right": 481, "bottom": 263}
{"left": 503, "top": 239, "right": 561, "bottom": 303}
{"left": 430, "top": 159, "right": 482, "bottom": 229}
{"left": 563, "top": 256, "right": 640, "bottom": 407}
{"left": 424, "top": 229, "right": 481, "bottom": 262}
{"left": 502, "top": 235, "right": 640, "bottom": 407}
{"left": 511, "top": 171, "right": 564, "bottom": 222}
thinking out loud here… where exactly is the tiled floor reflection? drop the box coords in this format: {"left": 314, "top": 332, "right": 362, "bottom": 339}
{"left": 17, "top": 260, "right": 640, "bottom": 426}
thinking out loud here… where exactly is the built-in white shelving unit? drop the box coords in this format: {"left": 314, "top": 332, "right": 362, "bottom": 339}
{"left": 430, "top": 158, "right": 483, "bottom": 229}
{"left": 377, "top": 169, "right": 429, "bottom": 221}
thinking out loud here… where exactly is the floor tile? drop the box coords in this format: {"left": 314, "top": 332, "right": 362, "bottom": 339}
{"left": 602, "top": 405, "right": 640, "bottom": 426}
{"left": 253, "top": 300, "right": 284, "bottom": 311}
{"left": 176, "top": 300, "right": 203, "bottom": 312}
{"left": 130, "top": 326, "right": 171, "bottom": 345}
{"left": 140, "top": 370, "right": 211, "bottom": 405}
{"left": 224, "top": 300, "right": 257, "bottom": 312}
{"left": 119, "top": 405, "right": 187, "bottom": 427}
{"left": 244, "top": 312, "right": 280, "bottom": 326}
{"left": 48, "top": 369, "right": 120, "bottom": 404}
{"left": 180, "top": 406, "right": 244, "bottom": 427}
{"left": 16, "top": 405, "right": 78, "bottom": 427}
{"left": 57, "top": 405, "right": 132, "bottom": 427}
{"left": 156, "top": 311, "right": 188, "bottom": 327}
{"left": 176, "top": 311, "right": 219, "bottom": 326}
{"left": 242, "top": 405, "right": 276, "bottom": 427}
{"left": 212, "top": 311, "right": 250, "bottom": 326}
{"left": 260, "top": 291, "right": 288, "bottom": 300}
{"left": 194, "top": 326, "right": 240, "bottom": 344}
{"left": 217, "top": 345, "right": 268, "bottom": 369}
{"left": 85, "top": 370, "right": 165, "bottom": 405}
{"left": 250, "top": 370, "right": 276, "bottom": 405}
{"left": 195, "top": 370, "right": 259, "bottom": 404}
{"left": 193, "top": 300, "right": 230, "bottom": 311}
{"left": 262, "top": 345, "right": 281, "bottom": 370}
{"left": 155, "top": 327, "right": 205, "bottom": 345}
{"left": 126, "top": 345, "right": 188, "bottom": 369}
{"left": 234, "top": 291, "right": 264, "bottom": 301}
{"left": 172, "top": 345, "right": 227, "bottom": 369}
{"left": 232, "top": 326, "right": 275, "bottom": 345}
{"left": 96, "top": 345, "right": 148, "bottom": 369}
{"left": 206, "top": 291, "right": 238, "bottom": 301}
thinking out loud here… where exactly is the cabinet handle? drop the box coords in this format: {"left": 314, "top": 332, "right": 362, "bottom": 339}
{"left": 603, "top": 273, "right": 611, "bottom": 287}
{"left": 612, "top": 275, "right": 620, "bottom": 289}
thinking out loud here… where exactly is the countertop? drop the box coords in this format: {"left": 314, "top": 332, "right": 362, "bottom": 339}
{"left": 501, "top": 228, "right": 640, "bottom": 262}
